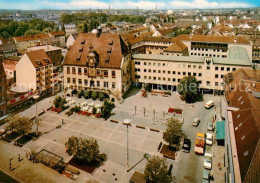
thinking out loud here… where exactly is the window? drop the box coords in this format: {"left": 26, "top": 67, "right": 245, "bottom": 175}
{"left": 144, "top": 69, "right": 147, "bottom": 72}
{"left": 104, "top": 82, "right": 108, "bottom": 88}
{"left": 172, "top": 71, "right": 176, "bottom": 74}
{"left": 227, "top": 67, "right": 230, "bottom": 71}
{"left": 144, "top": 62, "right": 147, "bottom": 65}
{"left": 188, "top": 72, "right": 191, "bottom": 76}
{"left": 153, "top": 77, "right": 156, "bottom": 80}
{"left": 221, "top": 75, "right": 224, "bottom": 78}
{"left": 188, "top": 65, "right": 191, "bottom": 69}
{"left": 158, "top": 70, "right": 161, "bottom": 73}
{"left": 73, "top": 78, "right": 76, "bottom": 84}
{"left": 78, "top": 79, "right": 82, "bottom": 84}
{"left": 78, "top": 68, "right": 82, "bottom": 74}
{"left": 72, "top": 67, "right": 76, "bottom": 74}
{"left": 215, "top": 67, "right": 219, "bottom": 71}
{"left": 193, "top": 65, "right": 196, "bottom": 69}
{"left": 158, "top": 63, "right": 161, "bottom": 66}
{"left": 112, "top": 71, "right": 116, "bottom": 78}
{"left": 148, "top": 69, "right": 151, "bottom": 72}
{"left": 172, "top": 78, "right": 176, "bottom": 82}
{"left": 193, "top": 73, "right": 197, "bottom": 76}
{"left": 221, "top": 67, "right": 224, "bottom": 71}
{"left": 215, "top": 82, "right": 219, "bottom": 86}
{"left": 67, "top": 77, "right": 71, "bottom": 83}
{"left": 144, "top": 76, "right": 147, "bottom": 79}
{"left": 233, "top": 68, "right": 236, "bottom": 71}
{"left": 168, "top": 71, "right": 171, "bottom": 74}
{"left": 178, "top": 72, "right": 181, "bottom": 75}
{"left": 199, "top": 66, "right": 202, "bottom": 69}
{"left": 215, "top": 74, "right": 219, "bottom": 78}
{"left": 207, "top": 66, "right": 210, "bottom": 70}
{"left": 207, "top": 81, "right": 210, "bottom": 86}
{"left": 103, "top": 70, "right": 108, "bottom": 77}
{"left": 67, "top": 67, "right": 70, "bottom": 74}
{"left": 153, "top": 70, "right": 156, "bottom": 73}
{"left": 198, "top": 73, "right": 202, "bottom": 77}
{"left": 84, "top": 68, "right": 87, "bottom": 75}
{"left": 135, "top": 61, "right": 141, "bottom": 65}
{"left": 96, "top": 69, "right": 100, "bottom": 76}
{"left": 97, "top": 81, "right": 100, "bottom": 87}
{"left": 135, "top": 75, "right": 140, "bottom": 79}
{"left": 183, "top": 72, "right": 186, "bottom": 75}
{"left": 112, "top": 82, "right": 116, "bottom": 88}
{"left": 84, "top": 79, "right": 88, "bottom": 86}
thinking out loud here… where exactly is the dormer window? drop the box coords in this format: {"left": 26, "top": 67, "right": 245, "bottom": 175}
{"left": 107, "top": 48, "right": 112, "bottom": 54}
{"left": 76, "top": 53, "right": 81, "bottom": 61}
{"left": 44, "top": 58, "right": 49, "bottom": 63}
{"left": 36, "top": 60, "right": 41, "bottom": 65}
{"left": 79, "top": 46, "right": 83, "bottom": 52}
{"left": 81, "top": 40, "right": 85, "bottom": 44}
{"left": 109, "top": 41, "right": 113, "bottom": 45}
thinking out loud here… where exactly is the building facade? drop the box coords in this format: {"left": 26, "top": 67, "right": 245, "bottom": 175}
{"left": 15, "top": 49, "right": 53, "bottom": 95}
{"left": 63, "top": 32, "right": 131, "bottom": 100}
{"left": 0, "top": 61, "right": 7, "bottom": 118}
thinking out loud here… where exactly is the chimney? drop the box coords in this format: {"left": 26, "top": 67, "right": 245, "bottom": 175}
{"left": 96, "top": 26, "right": 102, "bottom": 37}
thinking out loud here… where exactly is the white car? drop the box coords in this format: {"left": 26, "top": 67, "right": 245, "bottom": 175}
{"left": 192, "top": 118, "right": 200, "bottom": 127}
{"left": 206, "top": 133, "right": 213, "bottom": 145}
{"left": 204, "top": 156, "right": 212, "bottom": 169}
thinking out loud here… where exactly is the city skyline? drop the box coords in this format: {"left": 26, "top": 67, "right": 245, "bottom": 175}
{"left": 0, "top": 0, "right": 258, "bottom": 10}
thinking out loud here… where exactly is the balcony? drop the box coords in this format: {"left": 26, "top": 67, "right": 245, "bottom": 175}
{"left": 72, "top": 71, "right": 76, "bottom": 74}
{"left": 84, "top": 72, "right": 88, "bottom": 75}
{"left": 112, "top": 75, "right": 116, "bottom": 78}
{"left": 78, "top": 72, "right": 82, "bottom": 75}
{"left": 67, "top": 71, "right": 71, "bottom": 74}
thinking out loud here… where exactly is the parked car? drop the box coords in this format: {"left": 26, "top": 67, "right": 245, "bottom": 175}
{"left": 205, "top": 100, "right": 214, "bottom": 109}
{"left": 207, "top": 122, "right": 214, "bottom": 131}
{"left": 182, "top": 138, "right": 191, "bottom": 153}
{"left": 193, "top": 118, "right": 200, "bottom": 127}
{"left": 206, "top": 133, "right": 213, "bottom": 145}
{"left": 204, "top": 153, "right": 212, "bottom": 170}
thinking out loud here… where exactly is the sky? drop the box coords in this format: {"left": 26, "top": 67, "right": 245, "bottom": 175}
{"left": 0, "top": 0, "right": 258, "bottom": 10}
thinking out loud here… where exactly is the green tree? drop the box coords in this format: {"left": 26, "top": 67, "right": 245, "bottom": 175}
{"left": 65, "top": 136, "right": 107, "bottom": 166}
{"left": 24, "top": 29, "right": 42, "bottom": 36}
{"left": 163, "top": 117, "right": 184, "bottom": 147}
{"left": 177, "top": 76, "right": 202, "bottom": 103}
{"left": 53, "top": 96, "right": 66, "bottom": 109}
{"left": 101, "top": 100, "right": 115, "bottom": 119}
{"left": 144, "top": 156, "right": 172, "bottom": 183}
{"left": 84, "top": 90, "right": 92, "bottom": 99}
{"left": 5, "top": 115, "right": 33, "bottom": 135}
{"left": 91, "top": 91, "right": 98, "bottom": 100}
{"left": 61, "top": 24, "right": 65, "bottom": 33}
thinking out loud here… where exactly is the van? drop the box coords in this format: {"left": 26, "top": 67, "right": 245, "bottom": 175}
{"left": 193, "top": 118, "right": 200, "bottom": 127}
{"left": 205, "top": 100, "right": 214, "bottom": 109}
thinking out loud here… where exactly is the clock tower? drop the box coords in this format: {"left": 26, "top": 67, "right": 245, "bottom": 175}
{"left": 87, "top": 45, "right": 97, "bottom": 77}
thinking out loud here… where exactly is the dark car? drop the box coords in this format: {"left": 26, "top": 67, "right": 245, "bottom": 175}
{"left": 182, "top": 138, "right": 191, "bottom": 153}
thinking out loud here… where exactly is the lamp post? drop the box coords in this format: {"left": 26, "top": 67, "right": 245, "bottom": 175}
{"left": 124, "top": 119, "right": 131, "bottom": 172}
{"left": 33, "top": 95, "right": 40, "bottom": 135}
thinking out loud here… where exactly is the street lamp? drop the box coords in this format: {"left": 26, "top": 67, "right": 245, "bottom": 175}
{"left": 33, "top": 94, "right": 40, "bottom": 135}
{"left": 124, "top": 119, "right": 131, "bottom": 172}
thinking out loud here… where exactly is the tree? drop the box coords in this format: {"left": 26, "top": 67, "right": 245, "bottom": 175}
{"left": 163, "top": 117, "right": 184, "bottom": 147}
{"left": 91, "top": 91, "right": 98, "bottom": 100}
{"left": 144, "top": 156, "right": 172, "bottom": 183}
{"left": 61, "top": 24, "right": 65, "bottom": 33}
{"left": 53, "top": 96, "right": 66, "bottom": 109}
{"left": 24, "top": 29, "right": 42, "bottom": 36}
{"left": 101, "top": 100, "right": 115, "bottom": 119}
{"left": 65, "top": 136, "right": 107, "bottom": 166}
{"left": 177, "top": 76, "right": 202, "bottom": 103}
{"left": 5, "top": 115, "right": 33, "bottom": 135}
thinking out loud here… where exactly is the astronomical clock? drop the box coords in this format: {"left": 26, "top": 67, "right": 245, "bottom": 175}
{"left": 87, "top": 45, "right": 98, "bottom": 77}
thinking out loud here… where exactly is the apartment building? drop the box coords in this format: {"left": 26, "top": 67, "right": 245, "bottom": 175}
{"left": 63, "top": 32, "right": 131, "bottom": 99}
{"left": 224, "top": 68, "right": 260, "bottom": 183}
{"left": 0, "top": 61, "right": 7, "bottom": 118}
{"left": 132, "top": 46, "right": 252, "bottom": 92}
{"left": 27, "top": 45, "right": 62, "bottom": 72}
{"left": 15, "top": 49, "right": 53, "bottom": 95}
{"left": 48, "top": 31, "right": 65, "bottom": 47}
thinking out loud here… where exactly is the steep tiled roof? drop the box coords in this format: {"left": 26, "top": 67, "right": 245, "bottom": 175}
{"left": 225, "top": 68, "right": 260, "bottom": 183}
{"left": 175, "top": 34, "right": 250, "bottom": 44}
{"left": 26, "top": 49, "right": 53, "bottom": 68}
{"left": 63, "top": 33, "right": 129, "bottom": 69}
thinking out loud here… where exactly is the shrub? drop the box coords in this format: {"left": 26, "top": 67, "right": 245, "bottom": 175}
{"left": 70, "top": 105, "right": 81, "bottom": 113}
{"left": 84, "top": 90, "right": 92, "bottom": 99}
{"left": 99, "top": 92, "right": 105, "bottom": 101}
{"left": 92, "top": 107, "right": 97, "bottom": 114}
{"left": 91, "top": 91, "right": 98, "bottom": 100}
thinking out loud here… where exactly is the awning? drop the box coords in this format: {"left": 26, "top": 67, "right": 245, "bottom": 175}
{"left": 216, "top": 120, "right": 225, "bottom": 140}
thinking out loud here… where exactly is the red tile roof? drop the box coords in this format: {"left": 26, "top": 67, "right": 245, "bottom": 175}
{"left": 26, "top": 49, "right": 53, "bottom": 68}
{"left": 63, "top": 33, "right": 129, "bottom": 69}
{"left": 49, "top": 31, "right": 65, "bottom": 36}
{"left": 14, "top": 33, "right": 50, "bottom": 42}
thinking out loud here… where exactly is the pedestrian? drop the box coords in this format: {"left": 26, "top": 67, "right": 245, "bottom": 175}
{"left": 18, "top": 154, "right": 20, "bottom": 162}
